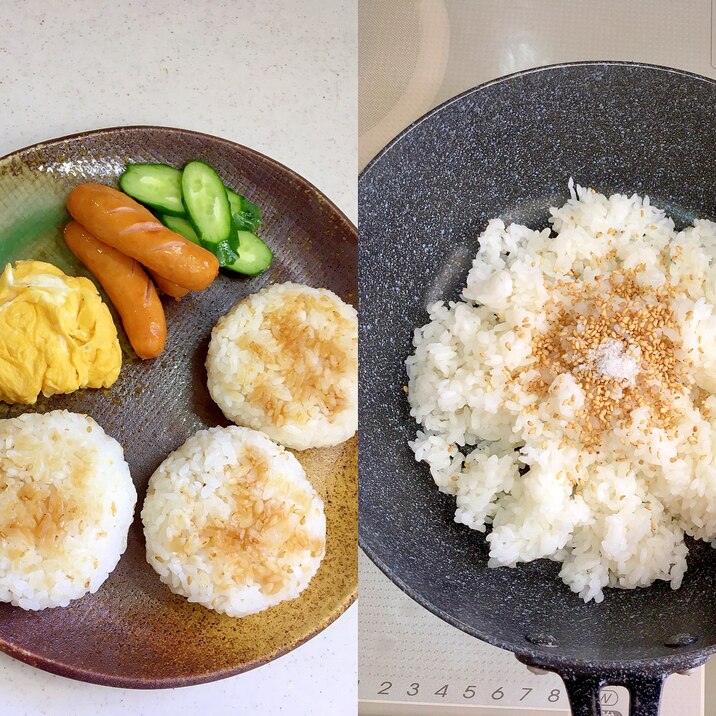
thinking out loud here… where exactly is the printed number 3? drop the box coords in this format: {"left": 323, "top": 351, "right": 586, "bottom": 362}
{"left": 407, "top": 683, "right": 419, "bottom": 696}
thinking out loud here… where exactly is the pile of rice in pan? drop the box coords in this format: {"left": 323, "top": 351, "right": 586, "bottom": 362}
{"left": 407, "top": 182, "right": 716, "bottom": 602}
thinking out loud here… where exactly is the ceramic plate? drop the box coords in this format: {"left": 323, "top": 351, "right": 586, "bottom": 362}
{"left": 0, "top": 126, "right": 357, "bottom": 687}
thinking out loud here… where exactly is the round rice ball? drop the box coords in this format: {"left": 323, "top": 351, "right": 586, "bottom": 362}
{"left": 0, "top": 410, "right": 136, "bottom": 610}
{"left": 206, "top": 282, "right": 357, "bottom": 450}
{"left": 141, "top": 426, "right": 326, "bottom": 617}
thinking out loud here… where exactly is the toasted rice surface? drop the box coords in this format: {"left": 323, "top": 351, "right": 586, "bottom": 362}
{"left": 206, "top": 282, "right": 357, "bottom": 450}
{"left": 142, "top": 425, "right": 326, "bottom": 617}
{"left": 0, "top": 410, "right": 136, "bottom": 610}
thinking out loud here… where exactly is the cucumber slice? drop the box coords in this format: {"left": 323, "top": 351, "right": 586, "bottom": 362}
{"left": 181, "top": 161, "right": 233, "bottom": 253}
{"left": 119, "top": 164, "right": 185, "bottom": 216}
{"left": 212, "top": 240, "right": 240, "bottom": 268}
{"left": 226, "top": 188, "right": 262, "bottom": 232}
{"left": 223, "top": 231, "right": 273, "bottom": 276}
{"left": 232, "top": 209, "right": 261, "bottom": 232}
{"left": 225, "top": 188, "right": 242, "bottom": 216}
{"left": 161, "top": 213, "right": 238, "bottom": 267}
{"left": 159, "top": 214, "right": 199, "bottom": 243}
{"left": 240, "top": 196, "right": 262, "bottom": 223}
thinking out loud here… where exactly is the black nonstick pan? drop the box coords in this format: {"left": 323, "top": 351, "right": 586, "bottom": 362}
{"left": 358, "top": 62, "right": 716, "bottom": 716}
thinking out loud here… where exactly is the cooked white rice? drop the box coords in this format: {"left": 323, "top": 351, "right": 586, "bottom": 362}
{"left": 0, "top": 410, "right": 136, "bottom": 610}
{"left": 206, "top": 282, "right": 358, "bottom": 451}
{"left": 407, "top": 182, "right": 716, "bottom": 602}
{"left": 142, "top": 425, "right": 326, "bottom": 617}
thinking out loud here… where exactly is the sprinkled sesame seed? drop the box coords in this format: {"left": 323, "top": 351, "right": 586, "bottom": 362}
{"left": 519, "top": 267, "right": 689, "bottom": 450}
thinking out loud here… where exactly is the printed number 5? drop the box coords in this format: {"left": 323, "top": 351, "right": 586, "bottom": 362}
{"left": 463, "top": 685, "right": 476, "bottom": 699}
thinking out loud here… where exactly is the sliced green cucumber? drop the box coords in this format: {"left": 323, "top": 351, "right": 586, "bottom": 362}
{"left": 161, "top": 213, "right": 238, "bottom": 267}
{"left": 212, "top": 240, "right": 240, "bottom": 268}
{"left": 119, "top": 164, "right": 185, "bottom": 216}
{"left": 240, "top": 196, "right": 262, "bottom": 223}
{"left": 159, "top": 214, "right": 199, "bottom": 243}
{"left": 181, "top": 161, "right": 233, "bottom": 254}
{"left": 226, "top": 188, "right": 262, "bottom": 232}
{"left": 232, "top": 209, "right": 261, "bottom": 232}
{"left": 225, "top": 188, "right": 243, "bottom": 216}
{"left": 223, "top": 231, "right": 273, "bottom": 276}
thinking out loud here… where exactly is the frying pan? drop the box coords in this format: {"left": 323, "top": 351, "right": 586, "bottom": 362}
{"left": 358, "top": 62, "right": 716, "bottom": 716}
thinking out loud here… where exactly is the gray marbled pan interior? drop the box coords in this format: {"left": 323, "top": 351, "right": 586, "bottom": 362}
{"left": 359, "top": 62, "right": 716, "bottom": 674}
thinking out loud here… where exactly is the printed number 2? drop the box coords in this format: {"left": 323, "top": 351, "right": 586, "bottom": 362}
{"left": 407, "top": 683, "right": 419, "bottom": 696}
{"left": 377, "top": 682, "right": 391, "bottom": 695}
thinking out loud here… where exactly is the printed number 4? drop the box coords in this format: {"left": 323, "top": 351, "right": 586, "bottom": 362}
{"left": 435, "top": 684, "right": 449, "bottom": 698}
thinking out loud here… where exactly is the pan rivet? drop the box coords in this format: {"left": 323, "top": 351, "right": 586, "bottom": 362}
{"left": 664, "top": 633, "right": 698, "bottom": 648}
{"left": 525, "top": 633, "right": 558, "bottom": 647}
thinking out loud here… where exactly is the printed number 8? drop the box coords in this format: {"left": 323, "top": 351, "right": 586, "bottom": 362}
{"left": 548, "top": 689, "right": 560, "bottom": 703}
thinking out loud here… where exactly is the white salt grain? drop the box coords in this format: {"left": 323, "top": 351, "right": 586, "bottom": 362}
{"left": 584, "top": 338, "right": 640, "bottom": 385}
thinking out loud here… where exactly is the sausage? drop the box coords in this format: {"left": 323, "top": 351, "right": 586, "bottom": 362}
{"left": 66, "top": 183, "right": 219, "bottom": 291}
{"left": 63, "top": 221, "right": 167, "bottom": 359}
{"left": 149, "top": 271, "right": 190, "bottom": 300}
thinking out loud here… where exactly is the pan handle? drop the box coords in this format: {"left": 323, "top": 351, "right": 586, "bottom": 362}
{"left": 516, "top": 655, "right": 707, "bottom": 716}
{"left": 559, "top": 671, "right": 664, "bottom": 716}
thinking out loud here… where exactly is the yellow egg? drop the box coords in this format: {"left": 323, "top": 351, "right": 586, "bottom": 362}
{"left": 0, "top": 260, "right": 121, "bottom": 404}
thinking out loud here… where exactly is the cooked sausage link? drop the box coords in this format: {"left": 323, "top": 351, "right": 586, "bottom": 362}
{"left": 66, "top": 183, "right": 219, "bottom": 291}
{"left": 63, "top": 221, "right": 167, "bottom": 359}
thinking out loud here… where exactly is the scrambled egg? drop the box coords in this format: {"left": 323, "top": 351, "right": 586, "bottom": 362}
{"left": 0, "top": 260, "right": 121, "bottom": 404}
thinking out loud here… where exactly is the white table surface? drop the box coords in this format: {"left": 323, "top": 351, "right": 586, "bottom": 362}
{"left": 0, "top": 1, "right": 357, "bottom": 714}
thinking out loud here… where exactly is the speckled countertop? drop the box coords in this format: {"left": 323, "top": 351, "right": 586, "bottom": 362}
{"left": 0, "top": 1, "right": 356, "bottom": 714}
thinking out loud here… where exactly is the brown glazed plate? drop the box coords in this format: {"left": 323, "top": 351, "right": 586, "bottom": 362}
{"left": 0, "top": 126, "right": 357, "bottom": 687}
